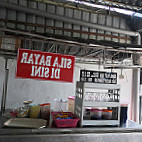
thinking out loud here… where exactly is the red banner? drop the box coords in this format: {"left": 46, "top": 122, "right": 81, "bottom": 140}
{"left": 16, "top": 48, "right": 75, "bottom": 83}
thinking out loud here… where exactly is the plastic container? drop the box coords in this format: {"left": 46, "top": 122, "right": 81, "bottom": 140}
{"left": 102, "top": 109, "right": 112, "bottom": 120}
{"left": 68, "top": 96, "right": 75, "bottom": 113}
{"left": 51, "top": 112, "right": 80, "bottom": 128}
{"left": 17, "top": 101, "right": 32, "bottom": 118}
{"left": 40, "top": 103, "right": 50, "bottom": 120}
{"left": 84, "top": 107, "right": 91, "bottom": 116}
{"left": 60, "top": 99, "right": 68, "bottom": 112}
{"left": 17, "top": 107, "right": 29, "bottom": 118}
{"left": 90, "top": 109, "right": 102, "bottom": 120}
{"left": 53, "top": 99, "right": 61, "bottom": 111}
{"left": 83, "top": 107, "right": 92, "bottom": 120}
{"left": 29, "top": 105, "right": 41, "bottom": 118}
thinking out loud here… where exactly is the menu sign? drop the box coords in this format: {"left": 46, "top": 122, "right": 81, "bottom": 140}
{"left": 80, "top": 70, "right": 117, "bottom": 84}
{"left": 16, "top": 48, "right": 75, "bottom": 83}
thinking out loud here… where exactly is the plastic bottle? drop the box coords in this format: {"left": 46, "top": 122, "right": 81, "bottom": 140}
{"left": 60, "top": 99, "right": 68, "bottom": 112}
{"left": 53, "top": 99, "right": 61, "bottom": 111}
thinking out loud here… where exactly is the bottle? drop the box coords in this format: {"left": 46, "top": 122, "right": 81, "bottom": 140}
{"left": 60, "top": 99, "right": 67, "bottom": 112}
{"left": 53, "top": 98, "right": 61, "bottom": 112}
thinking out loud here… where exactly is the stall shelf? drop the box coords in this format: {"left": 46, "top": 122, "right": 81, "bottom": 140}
{"left": 75, "top": 82, "right": 121, "bottom": 126}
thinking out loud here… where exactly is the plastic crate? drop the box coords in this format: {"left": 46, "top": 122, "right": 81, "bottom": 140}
{"left": 51, "top": 112, "right": 80, "bottom": 128}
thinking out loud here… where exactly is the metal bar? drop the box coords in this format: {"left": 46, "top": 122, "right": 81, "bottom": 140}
{"left": 0, "top": 28, "right": 88, "bottom": 47}
{"left": 0, "top": 28, "right": 142, "bottom": 54}
{"left": 110, "top": 51, "right": 120, "bottom": 60}
{"left": 55, "top": 45, "right": 58, "bottom": 53}
{"left": 0, "top": 18, "right": 131, "bottom": 40}
{"left": 44, "top": 43, "right": 50, "bottom": 52}
{"left": 76, "top": 60, "right": 100, "bottom": 65}
{"left": 139, "top": 96, "right": 142, "bottom": 124}
{"left": 83, "top": 48, "right": 94, "bottom": 56}
{"left": 48, "top": 44, "right": 55, "bottom": 52}
{"left": 85, "top": 49, "right": 102, "bottom": 57}
{"left": 104, "top": 64, "right": 142, "bottom": 69}
{"left": 73, "top": 47, "right": 82, "bottom": 56}
{"left": 41, "top": 42, "right": 45, "bottom": 51}
{"left": 63, "top": 46, "right": 68, "bottom": 54}
{"left": 66, "top": 47, "right": 71, "bottom": 54}
{"left": 0, "top": 1, "right": 139, "bottom": 37}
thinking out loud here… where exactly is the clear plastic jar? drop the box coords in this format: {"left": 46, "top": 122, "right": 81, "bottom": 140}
{"left": 60, "top": 99, "right": 68, "bottom": 112}
{"left": 17, "top": 101, "right": 32, "bottom": 118}
{"left": 102, "top": 109, "right": 112, "bottom": 120}
{"left": 90, "top": 109, "right": 102, "bottom": 120}
{"left": 29, "top": 105, "right": 41, "bottom": 118}
{"left": 53, "top": 99, "right": 61, "bottom": 111}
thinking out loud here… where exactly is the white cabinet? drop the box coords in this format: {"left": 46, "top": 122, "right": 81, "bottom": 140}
{"left": 74, "top": 82, "right": 121, "bottom": 126}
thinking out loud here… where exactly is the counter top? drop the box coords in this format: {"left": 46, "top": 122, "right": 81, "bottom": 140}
{"left": 0, "top": 120, "right": 142, "bottom": 136}
{"left": 0, "top": 114, "right": 142, "bottom": 142}
{"left": 1, "top": 111, "right": 142, "bottom": 136}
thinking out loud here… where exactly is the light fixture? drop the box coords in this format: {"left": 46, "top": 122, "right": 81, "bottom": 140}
{"left": 119, "top": 68, "right": 124, "bottom": 79}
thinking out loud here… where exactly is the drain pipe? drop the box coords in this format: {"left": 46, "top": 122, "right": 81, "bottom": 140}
{"left": 0, "top": 1, "right": 140, "bottom": 38}
{"left": 1, "top": 58, "right": 9, "bottom": 114}
{"left": 136, "top": 33, "right": 141, "bottom": 45}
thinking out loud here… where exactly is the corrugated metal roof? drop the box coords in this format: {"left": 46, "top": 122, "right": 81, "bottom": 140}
{"left": 34, "top": 0, "right": 142, "bottom": 11}
{"left": 0, "top": 0, "right": 141, "bottom": 65}
{"left": 82, "top": 0, "right": 142, "bottom": 10}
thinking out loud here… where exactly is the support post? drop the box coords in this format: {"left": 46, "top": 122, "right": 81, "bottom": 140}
{"left": 131, "top": 69, "right": 140, "bottom": 122}
{"left": 1, "top": 58, "right": 9, "bottom": 114}
{"left": 131, "top": 33, "right": 141, "bottom": 123}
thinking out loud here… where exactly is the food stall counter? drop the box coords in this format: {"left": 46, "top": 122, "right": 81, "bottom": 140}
{"left": 0, "top": 119, "right": 142, "bottom": 142}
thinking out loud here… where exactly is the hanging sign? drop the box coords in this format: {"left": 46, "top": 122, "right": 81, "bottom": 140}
{"left": 80, "top": 70, "right": 117, "bottom": 84}
{"left": 16, "top": 48, "right": 75, "bottom": 83}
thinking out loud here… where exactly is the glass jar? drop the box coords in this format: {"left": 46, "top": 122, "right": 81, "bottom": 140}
{"left": 17, "top": 101, "right": 32, "bottom": 118}
{"left": 40, "top": 103, "right": 50, "bottom": 120}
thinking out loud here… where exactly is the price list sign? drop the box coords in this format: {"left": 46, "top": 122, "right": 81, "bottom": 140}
{"left": 80, "top": 70, "right": 117, "bottom": 84}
